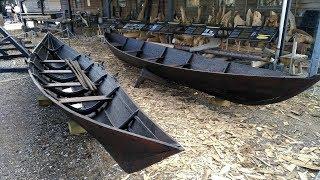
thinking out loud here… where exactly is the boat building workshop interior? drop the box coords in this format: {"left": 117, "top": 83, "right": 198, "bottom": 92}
{"left": 0, "top": 0, "right": 319, "bottom": 179}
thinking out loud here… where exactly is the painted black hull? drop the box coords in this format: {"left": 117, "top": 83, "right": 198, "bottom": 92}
{"left": 28, "top": 33, "right": 183, "bottom": 173}
{"left": 105, "top": 33, "right": 320, "bottom": 105}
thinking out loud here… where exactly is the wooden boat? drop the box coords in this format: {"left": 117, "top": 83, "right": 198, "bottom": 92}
{"left": 105, "top": 33, "right": 320, "bottom": 105}
{"left": 28, "top": 33, "right": 183, "bottom": 173}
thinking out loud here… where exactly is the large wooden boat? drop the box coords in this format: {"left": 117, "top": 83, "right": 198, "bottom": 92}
{"left": 105, "top": 32, "right": 320, "bottom": 105}
{"left": 28, "top": 33, "right": 183, "bottom": 173}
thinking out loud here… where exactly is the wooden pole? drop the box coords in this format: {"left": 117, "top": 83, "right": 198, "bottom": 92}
{"left": 103, "top": 0, "right": 111, "bottom": 18}
{"left": 40, "top": 0, "right": 45, "bottom": 15}
{"left": 203, "top": 49, "right": 269, "bottom": 62}
{"left": 275, "top": 0, "right": 293, "bottom": 60}
{"left": 67, "top": 0, "right": 74, "bottom": 33}
{"left": 309, "top": 17, "right": 320, "bottom": 77}
{"left": 166, "top": 0, "right": 174, "bottom": 21}
{"left": 144, "top": 0, "right": 152, "bottom": 22}
{"left": 19, "top": 0, "right": 27, "bottom": 28}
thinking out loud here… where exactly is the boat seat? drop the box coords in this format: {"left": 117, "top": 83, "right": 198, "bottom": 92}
{"left": 108, "top": 33, "right": 127, "bottom": 45}
{"left": 42, "top": 60, "right": 66, "bottom": 63}
{"left": 141, "top": 42, "right": 167, "bottom": 61}
{"left": 162, "top": 48, "right": 192, "bottom": 66}
{"left": 228, "top": 62, "right": 286, "bottom": 76}
{"left": 41, "top": 70, "right": 73, "bottom": 74}
{"left": 122, "top": 38, "right": 144, "bottom": 52}
{"left": 190, "top": 55, "right": 231, "bottom": 73}
{"left": 104, "top": 89, "right": 140, "bottom": 128}
{"left": 44, "top": 82, "right": 82, "bottom": 88}
{"left": 59, "top": 96, "right": 112, "bottom": 104}
{"left": 118, "top": 110, "right": 139, "bottom": 130}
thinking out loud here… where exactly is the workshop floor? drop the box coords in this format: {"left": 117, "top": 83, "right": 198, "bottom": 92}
{"left": 0, "top": 30, "right": 319, "bottom": 179}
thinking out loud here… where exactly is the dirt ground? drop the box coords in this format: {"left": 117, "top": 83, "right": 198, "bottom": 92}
{"left": 2, "top": 30, "right": 320, "bottom": 179}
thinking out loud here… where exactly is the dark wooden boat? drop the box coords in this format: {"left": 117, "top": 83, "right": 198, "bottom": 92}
{"left": 28, "top": 33, "right": 183, "bottom": 173}
{"left": 105, "top": 33, "right": 320, "bottom": 105}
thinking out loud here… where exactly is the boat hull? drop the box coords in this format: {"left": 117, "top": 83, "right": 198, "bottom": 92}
{"left": 28, "top": 33, "right": 183, "bottom": 173}
{"left": 105, "top": 33, "right": 320, "bottom": 105}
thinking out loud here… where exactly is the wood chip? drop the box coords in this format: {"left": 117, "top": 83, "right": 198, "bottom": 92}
{"left": 298, "top": 171, "right": 308, "bottom": 180}
{"left": 282, "top": 156, "right": 320, "bottom": 170}
{"left": 282, "top": 163, "right": 296, "bottom": 172}
{"left": 287, "top": 113, "right": 302, "bottom": 121}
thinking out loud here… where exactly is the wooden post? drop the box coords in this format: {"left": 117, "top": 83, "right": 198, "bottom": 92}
{"left": 275, "top": 0, "right": 293, "bottom": 60}
{"left": 309, "top": 17, "right": 320, "bottom": 77}
{"left": 103, "top": 0, "right": 111, "bottom": 18}
{"left": 40, "top": 0, "right": 45, "bottom": 15}
{"left": 144, "top": 0, "right": 153, "bottom": 22}
{"left": 166, "top": 0, "right": 174, "bottom": 21}
{"left": 19, "top": 0, "right": 26, "bottom": 26}
{"left": 67, "top": 0, "right": 74, "bottom": 33}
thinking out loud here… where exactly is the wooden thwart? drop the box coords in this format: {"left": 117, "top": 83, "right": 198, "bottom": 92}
{"left": 44, "top": 82, "right": 82, "bottom": 88}
{"left": 59, "top": 96, "right": 111, "bottom": 104}
{"left": 42, "top": 60, "right": 66, "bottom": 63}
{"left": 41, "top": 70, "right": 73, "bottom": 74}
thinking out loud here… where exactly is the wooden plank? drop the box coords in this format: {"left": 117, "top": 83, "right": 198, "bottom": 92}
{"left": 2, "top": 46, "right": 34, "bottom": 51}
{"left": 68, "top": 121, "right": 87, "bottom": 135}
{"left": 203, "top": 49, "right": 269, "bottom": 62}
{"left": 41, "top": 70, "right": 73, "bottom": 74}
{"left": 37, "top": 96, "right": 53, "bottom": 107}
{"left": 42, "top": 60, "right": 66, "bottom": 63}
{"left": 251, "top": 61, "right": 269, "bottom": 68}
{"left": 66, "top": 60, "right": 89, "bottom": 90}
{"left": 59, "top": 96, "right": 111, "bottom": 104}
{"left": 0, "top": 54, "right": 25, "bottom": 60}
{"left": 70, "top": 60, "right": 97, "bottom": 91}
{"left": 44, "top": 82, "right": 81, "bottom": 88}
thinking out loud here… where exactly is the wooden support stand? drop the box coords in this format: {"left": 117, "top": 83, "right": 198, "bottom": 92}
{"left": 37, "top": 96, "right": 53, "bottom": 107}
{"left": 134, "top": 68, "right": 167, "bottom": 88}
{"left": 280, "top": 40, "right": 308, "bottom": 75}
{"left": 68, "top": 121, "right": 87, "bottom": 135}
